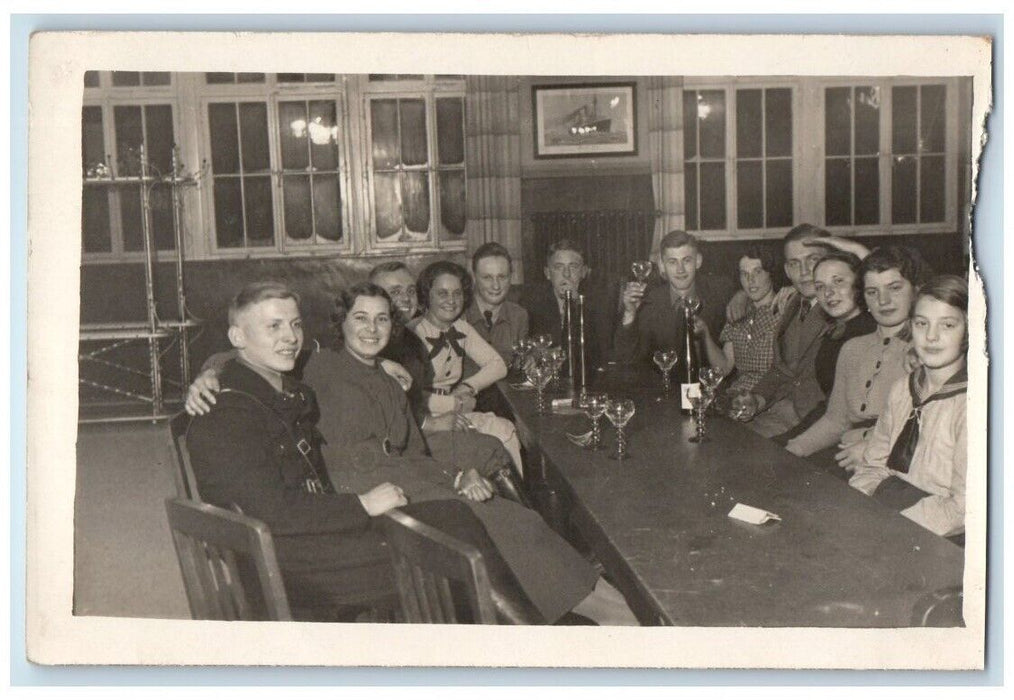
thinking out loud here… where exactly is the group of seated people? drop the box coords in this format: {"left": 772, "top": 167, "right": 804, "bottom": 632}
{"left": 182, "top": 223, "right": 969, "bottom": 624}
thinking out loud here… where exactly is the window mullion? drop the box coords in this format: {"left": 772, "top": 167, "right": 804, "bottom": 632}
{"left": 696, "top": 91, "right": 703, "bottom": 231}
{"left": 915, "top": 86, "right": 923, "bottom": 224}
{"left": 881, "top": 80, "right": 892, "bottom": 229}
{"left": 235, "top": 103, "right": 250, "bottom": 249}
{"left": 427, "top": 94, "right": 439, "bottom": 244}
{"left": 726, "top": 87, "right": 736, "bottom": 235}
{"left": 760, "top": 89, "right": 768, "bottom": 230}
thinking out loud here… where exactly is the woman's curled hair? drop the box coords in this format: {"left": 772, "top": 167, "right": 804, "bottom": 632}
{"left": 329, "top": 281, "right": 398, "bottom": 349}
{"left": 415, "top": 259, "right": 473, "bottom": 312}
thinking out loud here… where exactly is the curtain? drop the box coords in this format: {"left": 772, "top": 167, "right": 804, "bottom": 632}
{"left": 647, "top": 76, "right": 685, "bottom": 259}
{"left": 464, "top": 76, "right": 523, "bottom": 280}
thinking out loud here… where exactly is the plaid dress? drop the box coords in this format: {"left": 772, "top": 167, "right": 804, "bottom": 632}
{"left": 719, "top": 300, "right": 780, "bottom": 392}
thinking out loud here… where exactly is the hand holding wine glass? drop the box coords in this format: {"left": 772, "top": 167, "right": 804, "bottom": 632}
{"left": 631, "top": 260, "right": 654, "bottom": 284}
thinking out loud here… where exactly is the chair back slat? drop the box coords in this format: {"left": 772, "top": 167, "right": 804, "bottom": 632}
{"left": 382, "top": 510, "right": 497, "bottom": 624}
{"left": 165, "top": 498, "right": 291, "bottom": 621}
{"left": 167, "top": 412, "right": 201, "bottom": 501}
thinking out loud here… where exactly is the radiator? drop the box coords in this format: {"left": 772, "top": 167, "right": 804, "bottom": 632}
{"left": 526, "top": 209, "right": 658, "bottom": 282}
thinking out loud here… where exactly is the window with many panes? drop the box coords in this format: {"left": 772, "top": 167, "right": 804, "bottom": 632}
{"left": 81, "top": 72, "right": 178, "bottom": 257}
{"left": 682, "top": 78, "right": 957, "bottom": 237}
{"left": 202, "top": 72, "right": 349, "bottom": 253}
{"left": 683, "top": 84, "right": 795, "bottom": 235}
{"left": 364, "top": 76, "right": 466, "bottom": 249}
{"left": 822, "top": 80, "right": 952, "bottom": 230}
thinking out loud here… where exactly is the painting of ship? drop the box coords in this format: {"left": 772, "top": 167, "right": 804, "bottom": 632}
{"left": 534, "top": 83, "right": 637, "bottom": 158}
{"left": 565, "top": 96, "right": 612, "bottom": 135}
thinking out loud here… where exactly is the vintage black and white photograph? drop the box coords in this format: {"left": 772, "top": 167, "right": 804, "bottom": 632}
{"left": 26, "top": 31, "right": 991, "bottom": 668}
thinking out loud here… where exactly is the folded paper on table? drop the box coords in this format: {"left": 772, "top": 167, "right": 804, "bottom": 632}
{"left": 728, "top": 502, "right": 782, "bottom": 525}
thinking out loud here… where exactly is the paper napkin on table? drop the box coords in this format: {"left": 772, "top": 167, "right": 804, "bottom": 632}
{"left": 728, "top": 503, "right": 782, "bottom": 525}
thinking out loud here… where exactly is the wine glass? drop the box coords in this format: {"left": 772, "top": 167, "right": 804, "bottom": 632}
{"left": 533, "top": 334, "right": 553, "bottom": 351}
{"left": 583, "top": 393, "right": 609, "bottom": 450}
{"left": 605, "top": 398, "right": 636, "bottom": 460}
{"left": 687, "top": 386, "right": 709, "bottom": 443}
{"left": 530, "top": 334, "right": 553, "bottom": 366}
{"left": 526, "top": 361, "right": 555, "bottom": 415}
{"left": 631, "top": 260, "right": 654, "bottom": 284}
{"left": 699, "top": 366, "right": 726, "bottom": 411}
{"left": 682, "top": 295, "right": 703, "bottom": 316}
{"left": 510, "top": 338, "right": 530, "bottom": 373}
{"left": 546, "top": 346, "right": 568, "bottom": 385}
{"left": 652, "top": 349, "right": 679, "bottom": 399}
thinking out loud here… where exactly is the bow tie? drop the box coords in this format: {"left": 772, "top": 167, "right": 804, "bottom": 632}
{"left": 426, "top": 327, "right": 466, "bottom": 360}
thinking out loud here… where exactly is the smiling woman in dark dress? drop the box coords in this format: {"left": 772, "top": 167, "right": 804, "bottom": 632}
{"left": 303, "top": 282, "right": 638, "bottom": 625}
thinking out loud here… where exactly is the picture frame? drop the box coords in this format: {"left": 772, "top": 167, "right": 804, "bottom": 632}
{"left": 532, "top": 82, "right": 637, "bottom": 159}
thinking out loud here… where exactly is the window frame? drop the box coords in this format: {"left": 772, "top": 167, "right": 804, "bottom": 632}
{"left": 197, "top": 75, "right": 354, "bottom": 258}
{"left": 683, "top": 75, "right": 960, "bottom": 240}
{"left": 813, "top": 76, "right": 959, "bottom": 237}
{"left": 360, "top": 75, "right": 467, "bottom": 254}
{"left": 682, "top": 77, "right": 804, "bottom": 241}
{"left": 81, "top": 77, "right": 182, "bottom": 263}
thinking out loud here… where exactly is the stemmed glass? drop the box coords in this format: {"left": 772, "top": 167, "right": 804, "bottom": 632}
{"left": 652, "top": 349, "right": 679, "bottom": 399}
{"left": 682, "top": 295, "right": 703, "bottom": 317}
{"left": 605, "top": 398, "right": 636, "bottom": 460}
{"left": 699, "top": 367, "right": 725, "bottom": 412}
{"left": 631, "top": 260, "right": 654, "bottom": 284}
{"left": 686, "top": 389, "right": 708, "bottom": 443}
{"left": 526, "top": 361, "right": 555, "bottom": 415}
{"left": 583, "top": 394, "right": 609, "bottom": 450}
{"left": 511, "top": 337, "right": 534, "bottom": 374}
{"left": 545, "top": 346, "right": 568, "bottom": 387}
{"left": 688, "top": 367, "right": 725, "bottom": 443}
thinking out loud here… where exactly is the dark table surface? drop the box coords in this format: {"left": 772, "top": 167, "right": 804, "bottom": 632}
{"left": 500, "top": 367, "right": 965, "bottom": 627}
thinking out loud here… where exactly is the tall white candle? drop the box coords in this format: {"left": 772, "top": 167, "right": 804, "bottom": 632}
{"left": 578, "top": 294, "right": 586, "bottom": 389}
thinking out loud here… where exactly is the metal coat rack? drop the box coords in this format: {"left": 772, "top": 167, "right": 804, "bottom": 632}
{"left": 79, "top": 145, "right": 201, "bottom": 423}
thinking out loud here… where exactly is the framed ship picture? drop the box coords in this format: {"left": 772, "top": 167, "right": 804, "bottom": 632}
{"left": 532, "top": 82, "right": 637, "bottom": 158}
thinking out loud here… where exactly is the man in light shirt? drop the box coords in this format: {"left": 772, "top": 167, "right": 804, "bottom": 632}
{"left": 464, "top": 242, "right": 529, "bottom": 364}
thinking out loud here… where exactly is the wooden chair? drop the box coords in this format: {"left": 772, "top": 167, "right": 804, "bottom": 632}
{"left": 165, "top": 497, "right": 292, "bottom": 621}
{"left": 381, "top": 509, "right": 497, "bottom": 624}
{"left": 167, "top": 411, "right": 201, "bottom": 501}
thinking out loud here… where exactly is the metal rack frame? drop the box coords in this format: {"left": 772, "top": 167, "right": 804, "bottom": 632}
{"left": 79, "top": 146, "right": 200, "bottom": 423}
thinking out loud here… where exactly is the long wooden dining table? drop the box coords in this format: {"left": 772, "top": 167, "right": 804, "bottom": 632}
{"left": 498, "top": 367, "right": 966, "bottom": 627}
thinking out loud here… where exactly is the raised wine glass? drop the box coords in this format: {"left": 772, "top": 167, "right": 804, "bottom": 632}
{"left": 583, "top": 393, "right": 609, "bottom": 450}
{"left": 605, "top": 398, "right": 636, "bottom": 460}
{"left": 631, "top": 260, "right": 654, "bottom": 284}
{"left": 652, "top": 349, "right": 679, "bottom": 399}
{"left": 526, "top": 361, "right": 555, "bottom": 415}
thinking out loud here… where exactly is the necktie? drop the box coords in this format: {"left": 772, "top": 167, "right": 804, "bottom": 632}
{"left": 799, "top": 300, "right": 810, "bottom": 323}
{"left": 483, "top": 310, "right": 494, "bottom": 331}
{"left": 886, "top": 366, "right": 967, "bottom": 474}
{"left": 425, "top": 327, "right": 466, "bottom": 360}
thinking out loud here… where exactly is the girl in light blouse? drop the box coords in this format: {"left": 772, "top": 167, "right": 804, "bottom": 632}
{"left": 849, "top": 275, "right": 968, "bottom": 539}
